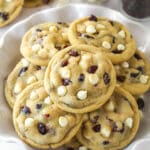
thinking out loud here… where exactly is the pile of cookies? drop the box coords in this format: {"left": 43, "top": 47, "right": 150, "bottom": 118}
{"left": 5, "top": 15, "right": 150, "bottom": 150}
{"left": 0, "top": 0, "right": 50, "bottom": 27}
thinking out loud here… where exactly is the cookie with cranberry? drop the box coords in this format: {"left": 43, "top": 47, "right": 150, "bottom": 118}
{"left": 13, "top": 81, "right": 83, "bottom": 149}
{"left": 77, "top": 87, "right": 140, "bottom": 150}
{"left": 5, "top": 58, "right": 46, "bottom": 109}
{"left": 115, "top": 50, "right": 150, "bottom": 95}
{"left": 0, "top": 0, "right": 24, "bottom": 27}
{"left": 20, "top": 22, "right": 70, "bottom": 66}
{"left": 24, "top": 0, "right": 50, "bottom": 8}
{"left": 68, "top": 15, "right": 136, "bottom": 64}
{"left": 44, "top": 45, "right": 116, "bottom": 113}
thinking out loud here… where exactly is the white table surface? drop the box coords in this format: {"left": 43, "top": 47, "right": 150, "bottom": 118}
{"left": 0, "top": 0, "right": 150, "bottom": 38}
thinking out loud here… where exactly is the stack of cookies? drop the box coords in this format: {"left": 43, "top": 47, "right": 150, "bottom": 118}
{"left": 5, "top": 15, "right": 150, "bottom": 150}
{"left": 0, "top": 0, "right": 50, "bottom": 27}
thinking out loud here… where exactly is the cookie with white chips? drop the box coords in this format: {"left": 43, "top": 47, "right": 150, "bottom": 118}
{"left": 44, "top": 45, "right": 116, "bottom": 113}
{"left": 115, "top": 50, "right": 150, "bottom": 95}
{"left": 0, "top": 0, "right": 24, "bottom": 27}
{"left": 20, "top": 22, "right": 70, "bottom": 66}
{"left": 13, "top": 81, "right": 83, "bottom": 149}
{"left": 5, "top": 58, "right": 46, "bottom": 108}
{"left": 68, "top": 15, "right": 136, "bottom": 64}
{"left": 77, "top": 87, "right": 140, "bottom": 150}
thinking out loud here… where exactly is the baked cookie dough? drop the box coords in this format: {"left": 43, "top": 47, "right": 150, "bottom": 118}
{"left": 0, "top": 0, "right": 24, "bottom": 27}
{"left": 115, "top": 50, "right": 150, "bottom": 95}
{"left": 13, "top": 81, "right": 83, "bottom": 149}
{"left": 20, "top": 22, "right": 70, "bottom": 66}
{"left": 68, "top": 15, "right": 136, "bottom": 64}
{"left": 77, "top": 87, "right": 140, "bottom": 150}
{"left": 44, "top": 45, "right": 116, "bottom": 113}
{"left": 24, "top": 0, "right": 50, "bottom": 8}
{"left": 5, "top": 58, "right": 46, "bottom": 108}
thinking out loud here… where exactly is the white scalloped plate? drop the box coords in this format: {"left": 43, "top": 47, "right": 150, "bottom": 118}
{"left": 0, "top": 4, "right": 150, "bottom": 150}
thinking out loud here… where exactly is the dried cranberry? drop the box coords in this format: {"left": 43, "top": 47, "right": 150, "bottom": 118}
{"left": 136, "top": 66, "right": 143, "bottom": 72}
{"left": 36, "top": 65, "right": 41, "bottom": 70}
{"left": 109, "top": 21, "right": 114, "bottom": 26}
{"left": 89, "top": 14, "right": 98, "bottom": 22}
{"left": 44, "top": 114, "right": 50, "bottom": 118}
{"left": 67, "top": 147, "right": 74, "bottom": 150}
{"left": 78, "top": 74, "right": 85, "bottom": 82}
{"left": 130, "top": 72, "right": 139, "bottom": 78}
{"left": 103, "top": 141, "right": 110, "bottom": 145}
{"left": 92, "top": 124, "right": 101, "bottom": 132}
{"left": 0, "top": 12, "right": 9, "bottom": 21}
{"left": 134, "top": 53, "right": 142, "bottom": 60}
{"left": 21, "top": 106, "right": 31, "bottom": 114}
{"left": 88, "top": 65, "right": 98, "bottom": 74}
{"left": 62, "top": 79, "right": 72, "bottom": 86}
{"left": 84, "top": 34, "right": 94, "bottom": 39}
{"left": 37, "top": 122, "right": 48, "bottom": 135}
{"left": 61, "top": 60, "right": 68, "bottom": 67}
{"left": 117, "top": 75, "right": 126, "bottom": 82}
{"left": 36, "top": 104, "right": 42, "bottom": 109}
{"left": 137, "top": 97, "right": 145, "bottom": 110}
{"left": 18, "top": 67, "right": 28, "bottom": 76}
{"left": 112, "top": 49, "right": 123, "bottom": 54}
{"left": 68, "top": 50, "right": 79, "bottom": 57}
{"left": 42, "top": 0, "right": 49, "bottom": 4}
{"left": 112, "top": 36, "right": 116, "bottom": 43}
{"left": 91, "top": 115, "right": 99, "bottom": 124}
{"left": 103, "top": 72, "right": 110, "bottom": 85}
{"left": 36, "top": 29, "right": 42, "bottom": 32}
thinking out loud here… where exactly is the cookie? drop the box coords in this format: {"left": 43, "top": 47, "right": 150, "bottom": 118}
{"left": 5, "top": 58, "right": 46, "bottom": 109}
{"left": 77, "top": 87, "right": 140, "bottom": 150}
{"left": 68, "top": 15, "right": 136, "bottom": 64}
{"left": 115, "top": 50, "right": 150, "bottom": 95}
{"left": 13, "top": 81, "right": 83, "bottom": 149}
{"left": 44, "top": 45, "right": 116, "bottom": 113}
{"left": 20, "top": 22, "right": 70, "bottom": 66}
{"left": 0, "top": 0, "right": 24, "bottom": 27}
{"left": 24, "top": 0, "right": 50, "bottom": 8}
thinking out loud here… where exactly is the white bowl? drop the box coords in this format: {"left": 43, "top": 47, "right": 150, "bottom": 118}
{"left": 0, "top": 4, "right": 150, "bottom": 150}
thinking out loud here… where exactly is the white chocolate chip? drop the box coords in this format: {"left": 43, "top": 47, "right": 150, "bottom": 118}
{"left": 116, "top": 121, "right": 123, "bottom": 130}
{"left": 88, "top": 74, "right": 99, "bottom": 85}
{"left": 25, "top": 118, "right": 34, "bottom": 127}
{"left": 140, "top": 75, "right": 149, "bottom": 84}
{"left": 44, "top": 96, "right": 52, "bottom": 105}
{"left": 27, "top": 76, "right": 37, "bottom": 84}
{"left": 102, "top": 41, "right": 111, "bottom": 49}
{"left": 60, "top": 68, "right": 71, "bottom": 79}
{"left": 118, "top": 30, "right": 125, "bottom": 38}
{"left": 101, "top": 126, "right": 111, "bottom": 137}
{"left": 59, "top": 116, "right": 68, "bottom": 127}
{"left": 121, "top": 61, "right": 129, "bottom": 68}
{"left": 86, "top": 25, "right": 96, "bottom": 34}
{"left": 117, "top": 44, "right": 125, "bottom": 51}
{"left": 38, "top": 49, "right": 48, "bottom": 58}
{"left": 105, "top": 100, "right": 115, "bottom": 111}
{"left": 32, "top": 44, "right": 41, "bottom": 52}
{"left": 21, "top": 58, "right": 29, "bottom": 67}
{"left": 57, "top": 86, "right": 67, "bottom": 96}
{"left": 30, "top": 91, "right": 38, "bottom": 99}
{"left": 79, "top": 146, "right": 88, "bottom": 150}
{"left": 77, "top": 90, "right": 87, "bottom": 100}
{"left": 96, "top": 23, "right": 105, "bottom": 29}
{"left": 14, "top": 82, "right": 24, "bottom": 94}
{"left": 49, "top": 26, "right": 58, "bottom": 32}
{"left": 125, "top": 117, "right": 133, "bottom": 128}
